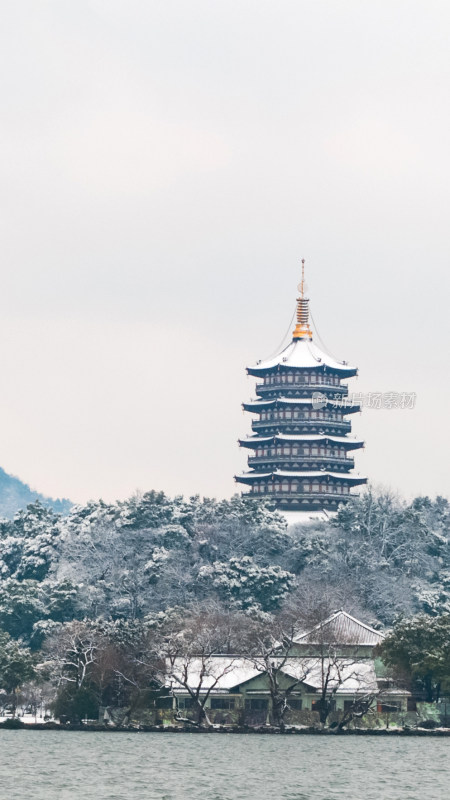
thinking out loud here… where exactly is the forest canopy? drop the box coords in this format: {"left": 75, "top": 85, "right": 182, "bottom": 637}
{"left": 0, "top": 488, "right": 448, "bottom": 650}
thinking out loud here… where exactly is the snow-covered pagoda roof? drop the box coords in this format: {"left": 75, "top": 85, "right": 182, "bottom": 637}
{"left": 243, "top": 397, "right": 361, "bottom": 414}
{"left": 247, "top": 339, "right": 357, "bottom": 377}
{"left": 239, "top": 434, "right": 364, "bottom": 450}
{"left": 236, "top": 471, "right": 367, "bottom": 486}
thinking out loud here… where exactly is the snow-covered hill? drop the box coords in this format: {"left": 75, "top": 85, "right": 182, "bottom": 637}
{"left": 0, "top": 467, "right": 72, "bottom": 518}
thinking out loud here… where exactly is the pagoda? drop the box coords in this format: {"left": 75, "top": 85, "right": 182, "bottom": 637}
{"left": 235, "top": 261, "right": 367, "bottom": 516}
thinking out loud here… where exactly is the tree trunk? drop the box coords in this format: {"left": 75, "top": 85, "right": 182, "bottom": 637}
{"left": 424, "top": 673, "right": 434, "bottom": 703}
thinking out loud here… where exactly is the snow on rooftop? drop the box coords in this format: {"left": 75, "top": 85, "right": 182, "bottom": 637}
{"left": 294, "top": 610, "right": 384, "bottom": 647}
{"left": 250, "top": 339, "right": 356, "bottom": 374}
{"left": 244, "top": 397, "right": 360, "bottom": 409}
{"left": 282, "top": 510, "right": 336, "bottom": 524}
{"left": 165, "top": 655, "right": 378, "bottom": 695}
{"left": 166, "top": 657, "right": 260, "bottom": 692}
{"left": 240, "top": 434, "right": 364, "bottom": 446}
{"left": 282, "top": 658, "right": 378, "bottom": 694}
{"left": 237, "top": 470, "right": 366, "bottom": 482}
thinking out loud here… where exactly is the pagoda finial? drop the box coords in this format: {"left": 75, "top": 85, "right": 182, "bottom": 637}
{"left": 293, "top": 258, "right": 313, "bottom": 340}
{"left": 300, "top": 258, "right": 305, "bottom": 299}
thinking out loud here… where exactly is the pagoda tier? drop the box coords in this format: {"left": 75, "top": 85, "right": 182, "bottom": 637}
{"left": 243, "top": 397, "right": 361, "bottom": 413}
{"left": 235, "top": 261, "right": 367, "bottom": 513}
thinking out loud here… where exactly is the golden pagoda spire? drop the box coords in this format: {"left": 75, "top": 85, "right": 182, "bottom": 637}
{"left": 292, "top": 258, "right": 313, "bottom": 340}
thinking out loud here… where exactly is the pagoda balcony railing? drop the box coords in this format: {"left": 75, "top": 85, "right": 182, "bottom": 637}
{"left": 247, "top": 455, "right": 355, "bottom": 469}
{"left": 255, "top": 382, "right": 348, "bottom": 396}
{"left": 251, "top": 419, "right": 352, "bottom": 434}
{"left": 247, "top": 489, "right": 357, "bottom": 501}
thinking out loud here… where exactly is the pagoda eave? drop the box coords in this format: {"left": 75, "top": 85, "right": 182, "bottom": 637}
{"left": 239, "top": 434, "right": 365, "bottom": 451}
{"left": 235, "top": 471, "right": 367, "bottom": 487}
{"left": 247, "top": 363, "right": 357, "bottom": 378}
{"left": 243, "top": 398, "right": 361, "bottom": 415}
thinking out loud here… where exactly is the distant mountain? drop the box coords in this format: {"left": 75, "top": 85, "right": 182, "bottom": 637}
{"left": 0, "top": 466, "right": 72, "bottom": 518}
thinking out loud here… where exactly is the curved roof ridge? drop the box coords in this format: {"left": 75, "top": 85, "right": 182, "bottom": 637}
{"left": 293, "top": 609, "right": 383, "bottom": 643}
{"left": 249, "top": 338, "right": 356, "bottom": 374}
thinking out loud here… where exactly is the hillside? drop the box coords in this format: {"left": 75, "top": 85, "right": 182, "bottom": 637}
{"left": 0, "top": 466, "right": 72, "bottom": 518}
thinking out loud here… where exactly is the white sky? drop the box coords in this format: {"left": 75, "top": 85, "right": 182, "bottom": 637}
{"left": 0, "top": 1, "right": 449, "bottom": 503}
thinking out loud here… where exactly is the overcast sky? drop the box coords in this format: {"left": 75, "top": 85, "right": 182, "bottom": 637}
{"left": 0, "top": 1, "right": 449, "bottom": 504}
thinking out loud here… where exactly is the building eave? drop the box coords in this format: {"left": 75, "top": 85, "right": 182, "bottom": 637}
{"left": 238, "top": 434, "right": 365, "bottom": 451}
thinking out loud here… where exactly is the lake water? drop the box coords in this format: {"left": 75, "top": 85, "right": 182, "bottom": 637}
{"left": 0, "top": 731, "right": 448, "bottom": 800}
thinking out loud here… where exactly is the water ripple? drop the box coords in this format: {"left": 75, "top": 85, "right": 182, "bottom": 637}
{"left": 0, "top": 731, "right": 448, "bottom": 800}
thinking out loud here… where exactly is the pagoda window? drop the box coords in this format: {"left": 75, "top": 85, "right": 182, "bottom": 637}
{"left": 287, "top": 374, "right": 294, "bottom": 383}
{"left": 311, "top": 447, "right": 319, "bottom": 456}
{"left": 285, "top": 410, "right": 292, "bottom": 419}
{"left": 268, "top": 483, "right": 274, "bottom": 493}
{"left": 283, "top": 446, "right": 290, "bottom": 455}
{"left": 292, "top": 446, "right": 299, "bottom": 455}
{"left": 281, "top": 482, "right": 289, "bottom": 492}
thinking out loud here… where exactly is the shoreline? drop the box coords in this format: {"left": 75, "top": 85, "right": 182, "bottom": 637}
{"left": 1, "top": 722, "right": 450, "bottom": 736}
